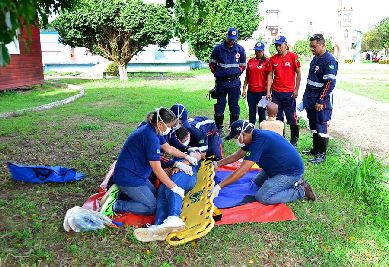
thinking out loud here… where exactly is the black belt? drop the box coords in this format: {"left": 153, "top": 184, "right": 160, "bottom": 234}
{"left": 216, "top": 75, "right": 240, "bottom": 82}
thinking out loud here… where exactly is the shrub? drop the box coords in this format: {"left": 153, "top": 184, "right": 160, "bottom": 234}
{"left": 106, "top": 62, "right": 119, "bottom": 76}
{"left": 344, "top": 59, "right": 353, "bottom": 64}
{"left": 330, "top": 148, "right": 389, "bottom": 227}
{"left": 378, "top": 59, "right": 389, "bottom": 64}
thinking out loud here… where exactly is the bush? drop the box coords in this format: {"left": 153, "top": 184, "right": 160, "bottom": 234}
{"left": 344, "top": 59, "right": 353, "bottom": 64}
{"left": 106, "top": 62, "right": 119, "bottom": 76}
{"left": 378, "top": 59, "right": 389, "bottom": 64}
{"left": 330, "top": 148, "right": 389, "bottom": 227}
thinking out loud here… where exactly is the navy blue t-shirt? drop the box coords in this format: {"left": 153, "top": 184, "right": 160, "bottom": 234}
{"left": 242, "top": 129, "right": 304, "bottom": 177}
{"left": 113, "top": 123, "right": 161, "bottom": 187}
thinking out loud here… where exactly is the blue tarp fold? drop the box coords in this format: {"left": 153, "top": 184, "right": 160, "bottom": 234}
{"left": 7, "top": 162, "right": 84, "bottom": 184}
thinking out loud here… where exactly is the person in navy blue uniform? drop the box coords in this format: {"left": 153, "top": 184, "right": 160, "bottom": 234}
{"left": 302, "top": 34, "right": 338, "bottom": 164}
{"left": 170, "top": 103, "right": 223, "bottom": 160}
{"left": 210, "top": 120, "right": 316, "bottom": 204}
{"left": 100, "top": 108, "right": 196, "bottom": 216}
{"left": 209, "top": 27, "right": 246, "bottom": 133}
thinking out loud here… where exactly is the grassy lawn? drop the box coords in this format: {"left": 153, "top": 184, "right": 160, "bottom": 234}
{"left": 0, "top": 83, "right": 81, "bottom": 114}
{"left": 0, "top": 76, "right": 387, "bottom": 266}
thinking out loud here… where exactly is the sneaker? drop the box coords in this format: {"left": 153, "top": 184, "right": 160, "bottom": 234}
{"left": 302, "top": 149, "right": 318, "bottom": 156}
{"left": 152, "top": 216, "right": 185, "bottom": 235}
{"left": 133, "top": 225, "right": 168, "bottom": 242}
{"left": 308, "top": 153, "right": 326, "bottom": 164}
{"left": 101, "top": 184, "right": 120, "bottom": 206}
{"left": 301, "top": 181, "right": 317, "bottom": 201}
{"left": 100, "top": 195, "right": 116, "bottom": 217}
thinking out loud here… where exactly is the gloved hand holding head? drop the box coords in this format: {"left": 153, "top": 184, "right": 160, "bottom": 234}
{"left": 170, "top": 103, "right": 190, "bottom": 129}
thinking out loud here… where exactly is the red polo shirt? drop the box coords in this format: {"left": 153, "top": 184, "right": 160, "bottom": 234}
{"left": 269, "top": 51, "right": 300, "bottom": 92}
{"left": 246, "top": 57, "right": 270, "bottom": 92}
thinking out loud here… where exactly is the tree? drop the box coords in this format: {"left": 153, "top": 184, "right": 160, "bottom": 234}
{"left": 377, "top": 17, "right": 389, "bottom": 53}
{"left": 0, "top": 0, "right": 76, "bottom": 67}
{"left": 52, "top": 0, "right": 173, "bottom": 80}
{"left": 293, "top": 39, "right": 311, "bottom": 58}
{"left": 361, "top": 28, "right": 381, "bottom": 52}
{"left": 174, "top": 0, "right": 262, "bottom": 62}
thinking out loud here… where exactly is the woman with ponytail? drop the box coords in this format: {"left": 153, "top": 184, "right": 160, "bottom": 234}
{"left": 101, "top": 108, "right": 195, "bottom": 218}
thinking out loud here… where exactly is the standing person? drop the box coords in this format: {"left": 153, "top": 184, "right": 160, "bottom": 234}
{"left": 242, "top": 41, "right": 270, "bottom": 126}
{"left": 302, "top": 34, "right": 338, "bottom": 164}
{"left": 209, "top": 27, "right": 247, "bottom": 134}
{"left": 267, "top": 35, "right": 301, "bottom": 146}
{"left": 100, "top": 108, "right": 190, "bottom": 216}
{"left": 210, "top": 120, "right": 316, "bottom": 204}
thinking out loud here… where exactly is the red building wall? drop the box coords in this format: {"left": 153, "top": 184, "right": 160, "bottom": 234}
{"left": 0, "top": 24, "right": 44, "bottom": 91}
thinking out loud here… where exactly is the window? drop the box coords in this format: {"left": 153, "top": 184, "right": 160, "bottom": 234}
{"left": 344, "top": 29, "right": 348, "bottom": 38}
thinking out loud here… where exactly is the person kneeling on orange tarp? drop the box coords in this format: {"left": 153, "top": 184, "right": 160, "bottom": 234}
{"left": 210, "top": 120, "right": 316, "bottom": 204}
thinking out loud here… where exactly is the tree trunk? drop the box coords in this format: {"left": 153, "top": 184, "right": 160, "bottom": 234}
{"left": 118, "top": 65, "right": 128, "bottom": 81}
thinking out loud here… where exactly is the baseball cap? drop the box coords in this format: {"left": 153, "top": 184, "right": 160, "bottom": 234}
{"left": 170, "top": 103, "right": 190, "bottom": 128}
{"left": 227, "top": 27, "right": 238, "bottom": 41}
{"left": 274, "top": 35, "right": 287, "bottom": 44}
{"left": 225, "top": 120, "right": 254, "bottom": 140}
{"left": 253, "top": 42, "right": 265, "bottom": 51}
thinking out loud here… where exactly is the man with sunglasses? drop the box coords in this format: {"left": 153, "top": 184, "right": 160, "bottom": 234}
{"left": 210, "top": 120, "right": 316, "bottom": 204}
{"left": 267, "top": 35, "right": 301, "bottom": 147}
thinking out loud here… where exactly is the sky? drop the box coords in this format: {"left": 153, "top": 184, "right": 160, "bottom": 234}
{"left": 258, "top": 0, "right": 387, "bottom": 32}
{"left": 146, "top": 0, "right": 388, "bottom": 32}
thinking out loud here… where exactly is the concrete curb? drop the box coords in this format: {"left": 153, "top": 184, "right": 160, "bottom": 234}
{"left": 0, "top": 84, "right": 85, "bottom": 119}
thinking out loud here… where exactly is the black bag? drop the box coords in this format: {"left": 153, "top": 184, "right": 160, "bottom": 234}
{"left": 207, "top": 87, "right": 217, "bottom": 100}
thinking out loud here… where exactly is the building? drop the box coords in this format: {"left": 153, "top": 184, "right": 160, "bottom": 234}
{"left": 0, "top": 24, "right": 44, "bottom": 91}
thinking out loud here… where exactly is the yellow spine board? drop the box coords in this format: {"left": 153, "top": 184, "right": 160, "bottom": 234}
{"left": 166, "top": 160, "right": 216, "bottom": 246}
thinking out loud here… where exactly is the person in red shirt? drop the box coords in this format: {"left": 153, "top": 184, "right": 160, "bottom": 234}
{"left": 242, "top": 42, "right": 270, "bottom": 126}
{"left": 266, "top": 35, "right": 301, "bottom": 146}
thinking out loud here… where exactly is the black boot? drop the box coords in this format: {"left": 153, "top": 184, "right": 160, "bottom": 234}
{"left": 290, "top": 125, "right": 300, "bottom": 147}
{"left": 309, "top": 136, "right": 329, "bottom": 164}
{"left": 302, "top": 133, "right": 319, "bottom": 155}
{"left": 230, "top": 114, "right": 239, "bottom": 125}
{"left": 214, "top": 114, "right": 224, "bottom": 135}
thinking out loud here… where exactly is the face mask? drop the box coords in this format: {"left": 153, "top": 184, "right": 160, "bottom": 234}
{"left": 156, "top": 108, "right": 171, "bottom": 135}
{"left": 182, "top": 139, "right": 190, "bottom": 147}
{"left": 235, "top": 134, "right": 245, "bottom": 147}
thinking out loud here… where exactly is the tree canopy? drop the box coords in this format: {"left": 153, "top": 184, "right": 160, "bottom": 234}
{"left": 174, "top": 0, "right": 262, "bottom": 62}
{"left": 0, "top": 0, "right": 76, "bottom": 67}
{"left": 362, "top": 17, "right": 389, "bottom": 52}
{"left": 52, "top": 0, "right": 173, "bottom": 80}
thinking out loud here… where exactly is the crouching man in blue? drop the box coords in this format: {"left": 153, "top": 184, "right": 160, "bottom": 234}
{"left": 210, "top": 120, "right": 316, "bottom": 205}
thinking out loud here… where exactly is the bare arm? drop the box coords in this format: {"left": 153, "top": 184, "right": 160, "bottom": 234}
{"left": 219, "top": 160, "right": 255, "bottom": 188}
{"left": 217, "top": 149, "right": 246, "bottom": 167}
{"left": 161, "top": 143, "right": 187, "bottom": 159}
{"left": 149, "top": 160, "right": 175, "bottom": 189}
{"left": 242, "top": 70, "right": 248, "bottom": 98}
{"left": 266, "top": 71, "right": 273, "bottom": 100}
{"left": 293, "top": 68, "right": 301, "bottom": 98}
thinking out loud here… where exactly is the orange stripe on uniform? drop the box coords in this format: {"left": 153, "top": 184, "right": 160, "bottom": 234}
{"left": 320, "top": 80, "right": 331, "bottom": 100}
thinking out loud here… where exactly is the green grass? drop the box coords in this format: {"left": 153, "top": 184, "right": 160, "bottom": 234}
{"left": 0, "top": 83, "right": 81, "bottom": 113}
{"left": 0, "top": 76, "right": 388, "bottom": 266}
{"left": 337, "top": 79, "right": 389, "bottom": 102}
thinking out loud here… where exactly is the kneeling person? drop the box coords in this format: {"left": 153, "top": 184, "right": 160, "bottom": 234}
{"left": 211, "top": 120, "right": 316, "bottom": 205}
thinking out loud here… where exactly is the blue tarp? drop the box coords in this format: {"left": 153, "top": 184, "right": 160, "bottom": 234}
{"left": 7, "top": 162, "right": 85, "bottom": 184}
{"left": 213, "top": 170, "right": 260, "bottom": 208}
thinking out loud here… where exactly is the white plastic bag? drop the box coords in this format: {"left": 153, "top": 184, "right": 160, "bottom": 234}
{"left": 63, "top": 206, "right": 112, "bottom": 232}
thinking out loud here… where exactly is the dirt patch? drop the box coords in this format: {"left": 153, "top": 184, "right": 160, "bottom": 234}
{"left": 330, "top": 89, "right": 389, "bottom": 163}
